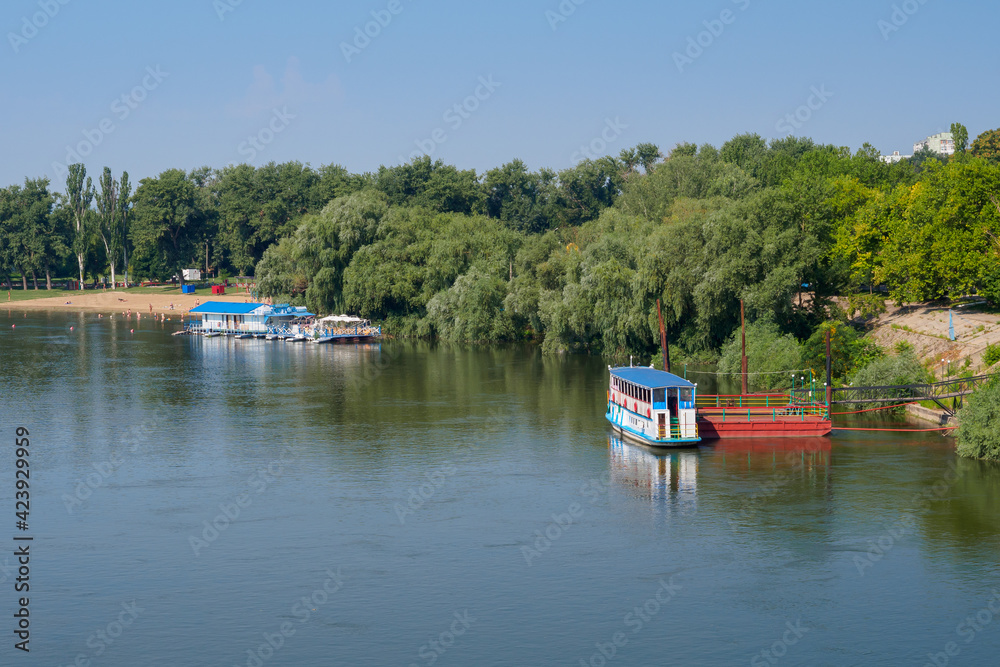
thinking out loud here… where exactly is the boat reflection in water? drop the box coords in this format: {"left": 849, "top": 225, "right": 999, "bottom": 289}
{"left": 608, "top": 435, "right": 699, "bottom": 511}
{"left": 707, "top": 438, "right": 831, "bottom": 473}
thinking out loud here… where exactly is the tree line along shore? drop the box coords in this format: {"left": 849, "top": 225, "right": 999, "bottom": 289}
{"left": 4, "top": 127, "right": 1000, "bottom": 434}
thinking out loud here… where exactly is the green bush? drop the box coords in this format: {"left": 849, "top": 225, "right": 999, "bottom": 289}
{"left": 844, "top": 346, "right": 930, "bottom": 412}
{"left": 802, "top": 320, "right": 885, "bottom": 381}
{"left": 957, "top": 377, "right": 1000, "bottom": 461}
{"left": 717, "top": 320, "right": 802, "bottom": 392}
{"left": 982, "top": 343, "right": 1000, "bottom": 368}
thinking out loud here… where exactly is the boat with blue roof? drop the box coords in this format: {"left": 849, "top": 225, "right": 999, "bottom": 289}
{"left": 607, "top": 365, "right": 700, "bottom": 447}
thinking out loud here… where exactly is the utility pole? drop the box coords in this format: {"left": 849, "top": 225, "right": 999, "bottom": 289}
{"left": 657, "top": 299, "right": 670, "bottom": 373}
{"left": 740, "top": 299, "right": 748, "bottom": 395}
{"left": 825, "top": 329, "right": 833, "bottom": 406}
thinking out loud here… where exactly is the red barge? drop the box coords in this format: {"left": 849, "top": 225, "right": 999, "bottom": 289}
{"left": 695, "top": 393, "right": 832, "bottom": 439}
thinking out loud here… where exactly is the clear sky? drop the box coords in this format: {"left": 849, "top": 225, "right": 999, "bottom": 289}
{"left": 3, "top": 0, "right": 997, "bottom": 190}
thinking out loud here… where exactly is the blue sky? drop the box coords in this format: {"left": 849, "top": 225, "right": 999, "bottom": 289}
{"left": 2, "top": 0, "right": 997, "bottom": 190}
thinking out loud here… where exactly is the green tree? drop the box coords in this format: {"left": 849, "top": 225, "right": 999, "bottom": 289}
{"left": 96, "top": 168, "right": 131, "bottom": 288}
{"left": 130, "top": 169, "right": 205, "bottom": 284}
{"left": 718, "top": 320, "right": 803, "bottom": 392}
{"left": 957, "top": 377, "right": 1000, "bottom": 460}
{"left": 843, "top": 344, "right": 928, "bottom": 412}
{"left": 950, "top": 122, "right": 969, "bottom": 158}
{"left": 1, "top": 179, "right": 54, "bottom": 289}
{"left": 483, "top": 160, "right": 553, "bottom": 233}
{"left": 66, "top": 164, "right": 94, "bottom": 287}
{"left": 970, "top": 128, "right": 1000, "bottom": 163}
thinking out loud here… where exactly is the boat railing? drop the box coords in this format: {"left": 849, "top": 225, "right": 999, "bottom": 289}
{"left": 696, "top": 402, "right": 830, "bottom": 422}
{"left": 696, "top": 394, "right": 827, "bottom": 410}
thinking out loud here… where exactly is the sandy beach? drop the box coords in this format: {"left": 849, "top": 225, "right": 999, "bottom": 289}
{"left": 3, "top": 289, "right": 255, "bottom": 314}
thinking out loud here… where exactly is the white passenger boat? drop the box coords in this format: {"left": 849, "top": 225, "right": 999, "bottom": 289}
{"left": 606, "top": 366, "right": 700, "bottom": 446}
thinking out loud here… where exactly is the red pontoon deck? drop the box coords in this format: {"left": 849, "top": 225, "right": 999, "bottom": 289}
{"left": 696, "top": 394, "right": 832, "bottom": 439}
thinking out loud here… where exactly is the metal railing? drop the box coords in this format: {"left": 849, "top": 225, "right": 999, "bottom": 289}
{"left": 696, "top": 394, "right": 829, "bottom": 422}
{"left": 830, "top": 374, "right": 996, "bottom": 404}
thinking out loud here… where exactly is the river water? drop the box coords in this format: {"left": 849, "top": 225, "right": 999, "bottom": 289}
{"left": 2, "top": 310, "right": 999, "bottom": 666}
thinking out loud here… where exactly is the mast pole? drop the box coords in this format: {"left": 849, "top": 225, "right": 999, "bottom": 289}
{"left": 826, "top": 329, "right": 833, "bottom": 406}
{"left": 740, "top": 299, "right": 748, "bottom": 395}
{"left": 657, "top": 299, "right": 670, "bottom": 373}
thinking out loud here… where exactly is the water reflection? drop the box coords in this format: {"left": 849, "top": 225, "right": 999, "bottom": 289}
{"left": 608, "top": 436, "right": 699, "bottom": 510}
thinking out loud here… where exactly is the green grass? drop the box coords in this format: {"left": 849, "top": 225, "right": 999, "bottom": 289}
{"left": 3, "top": 287, "right": 78, "bottom": 302}
{"left": 2, "top": 284, "right": 187, "bottom": 302}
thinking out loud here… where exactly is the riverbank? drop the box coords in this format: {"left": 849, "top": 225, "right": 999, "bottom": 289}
{"left": 864, "top": 300, "right": 1000, "bottom": 376}
{"left": 3, "top": 288, "right": 252, "bottom": 314}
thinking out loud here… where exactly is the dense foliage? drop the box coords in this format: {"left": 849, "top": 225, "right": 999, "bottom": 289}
{"left": 717, "top": 320, "right": 802, "bottom": 392}
{"left": 957, "top": 377, "right": 1000, "bottom": 461}
{"left": 3, "top": 126, "right": 999, "bottom": 366}
{"left": 843, "top": 343, "right": 929, "bottom": 412}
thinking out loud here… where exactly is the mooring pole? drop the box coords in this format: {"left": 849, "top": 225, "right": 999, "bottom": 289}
{"left": 825, "top": 329, "right": 832, "bottom": 406}
{"left": 740, "top": 299, "right": 748, "bottom": 395}
{"left": 657, "top": 299, "right": 670, "bottom": 373}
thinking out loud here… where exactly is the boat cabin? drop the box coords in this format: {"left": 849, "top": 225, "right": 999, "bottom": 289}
{"left": 607, "top": 367, "right": 699, "bottom": 445}
{"left": 188, "top": 302, "right": 314, "bottom": 334}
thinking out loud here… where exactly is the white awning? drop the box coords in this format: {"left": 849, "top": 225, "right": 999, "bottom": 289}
{"left": 318, "top": 315, "right": 367, "bottom": 325}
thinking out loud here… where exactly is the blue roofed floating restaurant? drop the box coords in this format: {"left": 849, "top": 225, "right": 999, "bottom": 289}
{"left": 186, "top": 302, "right": 314, "bottom": 336}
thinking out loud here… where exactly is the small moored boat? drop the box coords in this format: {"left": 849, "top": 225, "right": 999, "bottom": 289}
{"left": 606, "top": 366, "right": 700, "bottom": 447}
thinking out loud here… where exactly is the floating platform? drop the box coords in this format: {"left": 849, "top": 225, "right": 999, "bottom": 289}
{"left": 695, "top": 395, "right": 832, "bottom": 439}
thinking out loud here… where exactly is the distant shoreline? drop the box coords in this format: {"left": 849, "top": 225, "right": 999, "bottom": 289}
{"left": 3, "top": 289, "right": 252, "bottom": 314}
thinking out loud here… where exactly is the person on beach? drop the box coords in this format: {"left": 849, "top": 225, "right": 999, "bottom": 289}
{"left": 149, "top": 303, "right": 152, "bottom": 314}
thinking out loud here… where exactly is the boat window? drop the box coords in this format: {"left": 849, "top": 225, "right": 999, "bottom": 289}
{"left": 653, "top": 388, "right": 665, "bottom": 403}
{"left": 679, "top": 388, "right": 693, "bottom": 402}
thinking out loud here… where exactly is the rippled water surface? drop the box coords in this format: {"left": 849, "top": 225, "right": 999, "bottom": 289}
{"left": 2, "top": 310, "right": 999, "bottom": 665}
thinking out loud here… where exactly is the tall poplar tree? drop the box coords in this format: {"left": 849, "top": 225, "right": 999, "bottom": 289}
{"left": 96, "top": 167, "right": 131, "bottom": 288}
{"left": 66, "top": 164, "right": 94, "bottom": 288}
